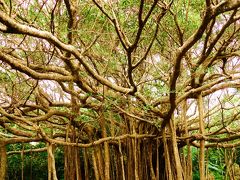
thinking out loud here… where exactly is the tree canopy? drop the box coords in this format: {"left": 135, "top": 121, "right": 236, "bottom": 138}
{"left": 0, "top": 0, "right": 240, "bottom": 179}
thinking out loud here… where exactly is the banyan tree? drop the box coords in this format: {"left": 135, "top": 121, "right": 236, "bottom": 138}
{"left": 0, "top": 0, "right": 240, "bottom": 179}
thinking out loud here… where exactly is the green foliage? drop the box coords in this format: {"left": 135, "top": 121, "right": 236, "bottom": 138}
{"left": 191, "top": 147, "right": 200, "bottom": 179}
{"left": 7, "top": 143, "right": 47, "bottom": 180}
{"left": 143, "top": 80, "right": 169, "bottom": 98}
{"left": 6, "top": 143, "right": 64, "bottom": 180}
{"left": 191, "top": 147, "right": 232, "bottom": 179}
{"left": 207, "top": 148, "right": 225, "bottom": 178}
{"left": 0, "top": 71, "right": 10, "bottom": 83}
{"left": 28, "top": 3, "right": 50, "bottom": 30}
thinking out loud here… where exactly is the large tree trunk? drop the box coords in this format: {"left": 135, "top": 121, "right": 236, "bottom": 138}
{"left": 0, "top": 141, "right": 7, "bottom": 180}
{"left": 182, "top": 100, "right": 192, "bottom": 180}
{"left": 99, "top": 113, "right": 110, "bottom": 180}
{"left": 198, "top": 93, "right": 206, "bottom": 180}
{"left": 64, "top": 145, "right": 82, "bottom": 180}
{"left": 64, "top": 125, "right": 82, "bottom": 180}
{"left": 169, "top": 118, "right": 184, "bottom": 180}
{"left": 47, "top": 143, "right": 58, "bottom": 180}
